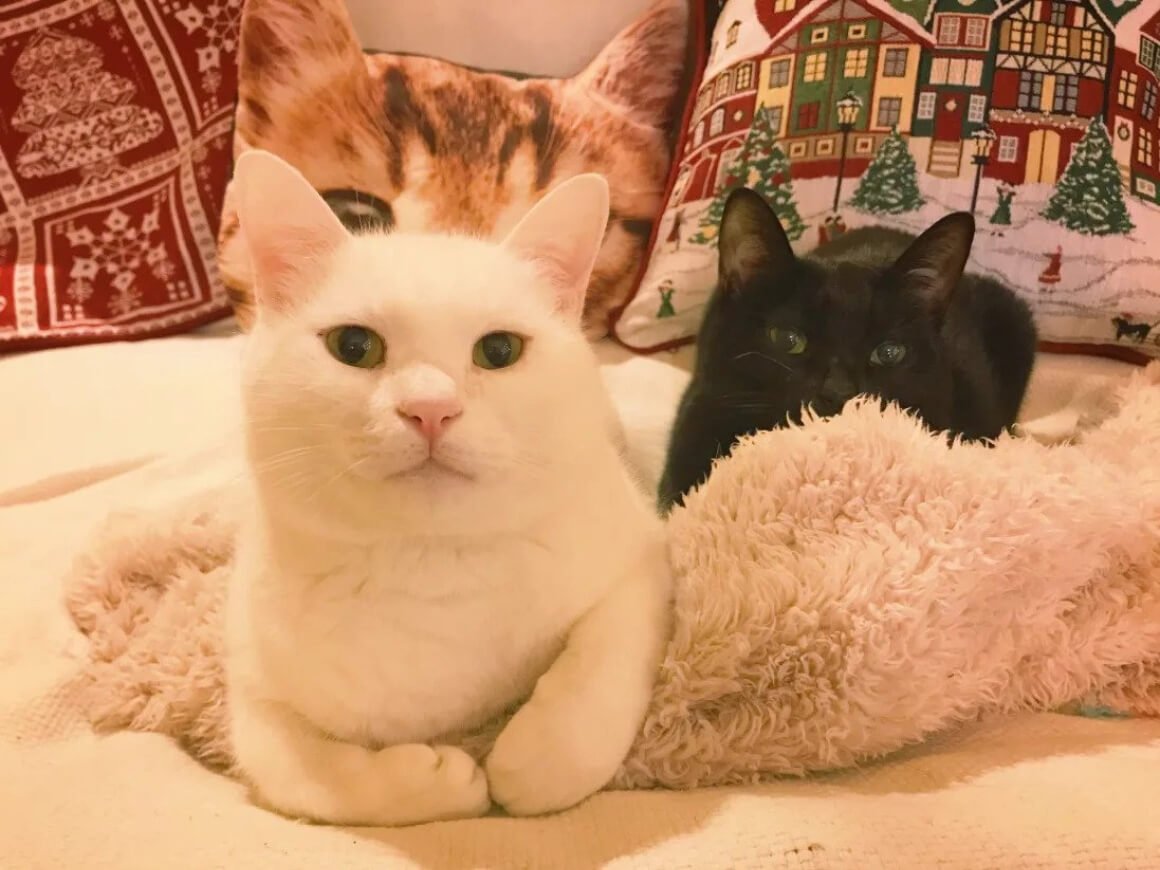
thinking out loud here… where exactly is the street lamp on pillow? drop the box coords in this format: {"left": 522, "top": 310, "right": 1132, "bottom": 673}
{"left": 832, "top": 90, "right": 863, "bottom": 214}
{"left": 969, "top": 125, "right": 997, "bottom": 215}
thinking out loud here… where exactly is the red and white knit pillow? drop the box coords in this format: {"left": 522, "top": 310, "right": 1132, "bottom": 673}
{"left": 0, "top": 0, "right": 238, "bottom": 353}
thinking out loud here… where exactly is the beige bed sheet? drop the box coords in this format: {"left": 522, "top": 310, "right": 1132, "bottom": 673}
{"left": 2, "top": 325, "right": 1158, "bottom": 869}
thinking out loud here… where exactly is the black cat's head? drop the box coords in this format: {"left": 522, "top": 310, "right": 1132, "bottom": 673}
{"left": 696, "top": 187, "right": 974, "bottom": 429}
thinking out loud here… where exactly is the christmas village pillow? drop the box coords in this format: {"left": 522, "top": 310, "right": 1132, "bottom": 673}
{"left": 610, "top": 0, "right": 1160, "bottom": 362}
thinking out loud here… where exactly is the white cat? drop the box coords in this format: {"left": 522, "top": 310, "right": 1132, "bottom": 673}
{"left": 225, "top": 150, "right": 671, "bottom": 827}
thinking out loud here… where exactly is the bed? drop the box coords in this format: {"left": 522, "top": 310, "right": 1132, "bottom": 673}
{"left": 3, "top": 320, "right": 1160, "bottom": 868}
{"left": 4, "top": 0, "right": 1160, "bottom": 861}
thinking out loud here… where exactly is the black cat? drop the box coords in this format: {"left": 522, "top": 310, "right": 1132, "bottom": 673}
{"left": 658, "top": 187, "right": 1037, "bottom": 513}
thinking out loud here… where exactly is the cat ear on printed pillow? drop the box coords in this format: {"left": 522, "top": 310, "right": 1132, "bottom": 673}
{"left": 719, "top": 187, "right": 795, "bottom": 289}
{"left": 887, "top": 211, "right": 974, "bottom": 319}
{"left": 572, "top": 0, "right": 689, "bottom": 129}
{"left": 502, "top": 174, "right": 610, "bottom": 322}
{"left": 233, "top": 149, "right": 349, "bottom": 313}
{"left": 237, "top": 0, "right": 372, "bottom": 150}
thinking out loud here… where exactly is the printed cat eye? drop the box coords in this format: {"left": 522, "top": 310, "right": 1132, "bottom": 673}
{"left": 473, "top": 332, "right": 524, "bottom": 370}
{"left": 320, "top": 189, "right": 395, "bottom": 234}
{"left": 324, "top": 325, "right": 386, "bottom": 369}
{"left": 870, "top": 341, "right": 907, "bottom": 367}
{"left": 768, "top": 327, "right": 807, "bottom": 355}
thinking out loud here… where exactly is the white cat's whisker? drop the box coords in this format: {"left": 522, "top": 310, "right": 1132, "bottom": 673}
{"left": 244, "top": 382, "right": 346, "bottom": 402}
{"left": 304, "top": 456, "right": 369, "bottom": 504}
{"left": 438, "top": 445, "right": 548, "bottom": 477}
{"left": 251, "top": 445, "right": 323, "bottom": 469}
{"left": 249, "top": 449, "right": 334, "bottom": 497}
{"left": 271, "top": 471, "right": 319, "bottom": 496}
{"left": 250, "top": 424, "right": 342, "bottom": 436}
{"left": 257, "top": 461, "right": 318, "bottom": 486}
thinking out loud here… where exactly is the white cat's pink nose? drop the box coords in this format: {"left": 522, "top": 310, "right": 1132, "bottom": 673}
{"left": 397, "top": 397, "right": 462, "bottom": 442}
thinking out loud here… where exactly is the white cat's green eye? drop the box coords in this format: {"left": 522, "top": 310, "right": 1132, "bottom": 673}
{"left": 870, "top": 341, "right": 907, "bottom": 367}
{"left": 324, "top": 325, "right": 386, "bottom": 369}
{"left": 769, "top": 327, "right": 807, "bottom": 355}
{"left": 473, "top": 332, "right": 524, "bottom": 370}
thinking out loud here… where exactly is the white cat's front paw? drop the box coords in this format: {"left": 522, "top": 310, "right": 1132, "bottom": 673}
{"left": 485, "top": 701, "right": 624, "bottom": 816}
{"left": 383, "top": 744, "right": 491, "bottom": 823}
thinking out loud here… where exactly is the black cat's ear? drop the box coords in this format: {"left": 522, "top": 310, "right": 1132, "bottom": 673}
{"left": 718, "top": 187, "right": 795, "bottom": 290}
{"left": 887, "top": 211, "right": 974, "bottom": 318}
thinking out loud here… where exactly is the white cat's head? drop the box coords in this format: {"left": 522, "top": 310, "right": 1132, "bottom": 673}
{"left": 233, "top": 149, "right": 613, "bottom": 538}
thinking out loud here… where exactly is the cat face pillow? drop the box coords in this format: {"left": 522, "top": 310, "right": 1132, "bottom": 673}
{"left": 218, "top": 0, "right": 689, "bottom": 338}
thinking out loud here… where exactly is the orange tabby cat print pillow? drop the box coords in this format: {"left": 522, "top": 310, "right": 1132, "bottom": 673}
{"left": 217, "top": 0, "right": 690, "bottom": 338}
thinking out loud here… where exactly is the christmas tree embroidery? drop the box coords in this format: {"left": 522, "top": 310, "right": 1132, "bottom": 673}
{"left": 850, "top": 127, "right": 924, "bottom": 215}
{"left": 691, "top": 106, "right": 806, "bottom": 246}
{"left": 990, "top": 183, "right": 1015, "bottom": 226}
{"left": 1041, "top": 118, "right": 1134, "bottom": 236}
{"left": 656, "top": 280, "right": 676, "bottom": 319}
{"left": 11, "top": 29, "right": 164, "bottom": 180}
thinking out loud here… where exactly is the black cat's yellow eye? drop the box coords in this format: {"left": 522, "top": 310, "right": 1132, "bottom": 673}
{"left": 324, "top": 325, "right": 385, "bottom": 368}
{"left": 473, "top": 331, "right": 524, "bottom": 370}
{"left": 870, "top": 341, "right": 907, "bottom": 367}
{"left": 769, "top": 327, "right": 807, "bottom": 355}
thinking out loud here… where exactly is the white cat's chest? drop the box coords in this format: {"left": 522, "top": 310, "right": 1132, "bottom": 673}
{"left": 251, "top": 539, "right": 601, "bottom": 746}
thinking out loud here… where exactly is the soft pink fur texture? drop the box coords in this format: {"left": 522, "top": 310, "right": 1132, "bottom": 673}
{"left": 64, "top": 365, "right": 1160, "bottom": 789}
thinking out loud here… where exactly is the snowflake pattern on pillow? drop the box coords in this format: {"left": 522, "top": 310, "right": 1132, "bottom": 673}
{"left": 611, "top": 0, "right": 1160, "bottom": 362}
{"left": 0, "top": 0, "right": 239, "bottom": 352}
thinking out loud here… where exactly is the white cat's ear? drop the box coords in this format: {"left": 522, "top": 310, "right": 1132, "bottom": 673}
{"left": 232, "top": 149, "right": 349, "bottom": 312}
{"left": 502, "top": 174, "right": 609, "bottom": 322}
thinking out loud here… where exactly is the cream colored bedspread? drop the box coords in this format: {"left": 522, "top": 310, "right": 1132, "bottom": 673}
{"left": 2, "top": 324, "right": 1158, "bottom": 869}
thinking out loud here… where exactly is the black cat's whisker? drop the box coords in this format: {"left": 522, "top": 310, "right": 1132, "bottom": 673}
{"left": 719, "top": 402, "right": 778, "bottom": 412}
{"left": 732, "top": 350, "right": 793, "bottom": 373}
{"left": 713, "top": 390, "right": 780, "bottom": 401}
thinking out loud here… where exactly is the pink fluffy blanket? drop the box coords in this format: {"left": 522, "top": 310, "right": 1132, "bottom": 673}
{"left": 64, "top": 366, "right": 1160, "bottom": 789}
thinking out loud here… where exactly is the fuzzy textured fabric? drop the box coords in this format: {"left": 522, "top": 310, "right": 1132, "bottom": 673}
{"left": 65, "top": 494, "right": 237, "bottom": 773}
{"left": 64, "top": 365, "right": 1160, "bottom": 788}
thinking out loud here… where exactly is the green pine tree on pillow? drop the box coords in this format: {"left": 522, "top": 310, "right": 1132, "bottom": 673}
{"left": 1041, "top": 118, "right": 1134, "bottom": 236}
{"left": 692, "top": 106, "right": 806, "bottom": 245}
{"left": 850, "top": 127, "right": 924, "bottom": 215}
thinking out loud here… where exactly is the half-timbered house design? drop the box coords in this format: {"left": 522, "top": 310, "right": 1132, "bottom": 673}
{"left": 986, "top": 0, "right": 1115, "bottom": 186}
